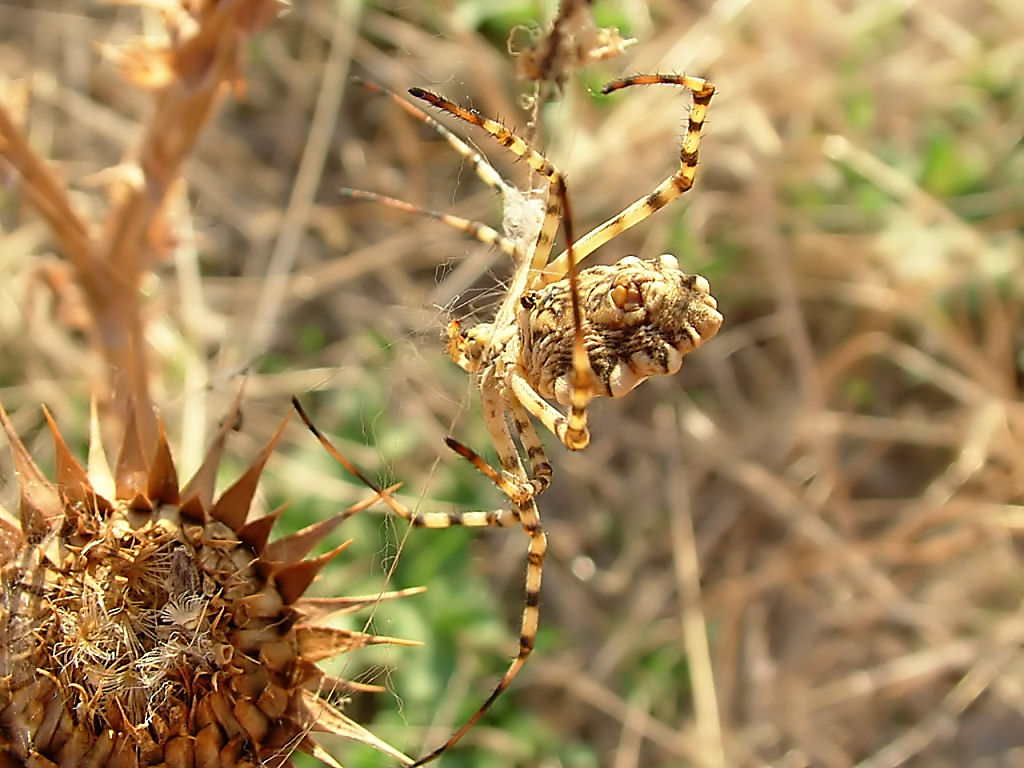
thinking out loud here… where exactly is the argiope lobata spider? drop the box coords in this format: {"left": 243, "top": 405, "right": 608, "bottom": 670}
{"left": 327, "top": 72, "right": 722, "bottom": 764}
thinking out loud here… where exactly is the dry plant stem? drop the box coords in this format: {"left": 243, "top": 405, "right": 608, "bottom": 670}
{"left": 852, "top": 634, "right": 1021, "bottom": 768}
{"left": 663, "top": 407, "right": 726, "bottom": 768}
{"left": 0, "top": 102, "right": 149, "bottom": 435}
{"left": 612, "top": 691, "right": 650, "bottom": 768}
{"left": 0, "top": 1, "right": 281, "bottom": 449}
{"left": 0, "top": 107, "right": 92, "bottom": 259}
{"left": 244, "top": 0, "right": 360, "bottom": 364}
{"left": 533, "top": 657, "right": 697, "bottom": 762}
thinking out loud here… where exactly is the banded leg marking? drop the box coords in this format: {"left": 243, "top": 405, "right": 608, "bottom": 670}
{"left": 410, "top": 496, "right": 547, "bottom": 767}
{"left": 355, "top": 78, "right": 514, "bottom": 198}
{"left": 543, "top": 73, "right": 715, "bottom": 282}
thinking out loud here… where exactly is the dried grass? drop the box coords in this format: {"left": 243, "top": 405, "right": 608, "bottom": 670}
{"left": 1, "top": 1, "right": 1022, "bottom": 766}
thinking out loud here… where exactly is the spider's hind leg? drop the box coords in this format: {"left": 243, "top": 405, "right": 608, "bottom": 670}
{"left": 508, "top": 396, "right": 553, "bottom": 495}
{"left": 409, "top": 399, "right": 550, "bottom": 767}
{"left": 450, "top": 376, "right": 553, "bottom": 503}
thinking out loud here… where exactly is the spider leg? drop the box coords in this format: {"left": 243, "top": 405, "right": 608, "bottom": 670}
{"left": 360, "top": 79, "right": 550, "bottom": 269}
{"left": 293, "top": 369, "right": 549, "bottom": 767}
{"left": 511, "top": 174, "right": 596, "bottom": 452}
{"left": 475, "top": 371, "right": 551, "bottom": 502}
{"left": 336, "top": 186, "right": 534, "bottom": 375}
{"left": 409, "top": 494, "right": 546, "bottom": 767}
{"left": 355, "top": 78, "right": 516, "bottom": 198}
{"left": 542, "top": 73, "right": 715, "bottom": 283}
{"left": 409, "top": 388, "right": 548, "bottom": 766}
{"left": 291, "top": 405, "right": 533, "bottom": 766}
{"left": 507, "top": 396, "right": 553, "bottom": 495}
{"left": 293, "top": 396, "right": 521, "bottom": 529}
{"left": 551, "top": 173, "right": 594, "bottom": 451}
{"left": 508, "top": 370, "right": 588, "bottom": 453}
{"left": 438, "top": 387, "right": 555, "bottom": 499}
{"left": 338, "top": 188, "right": 521, "bottom": 262}
{"left": 410, "top": 88, "right": 563, "bottom": 282}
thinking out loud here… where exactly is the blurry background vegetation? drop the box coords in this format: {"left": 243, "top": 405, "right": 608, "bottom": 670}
{"left": 1, "top": 1, "right": 1022, "bottom": 767}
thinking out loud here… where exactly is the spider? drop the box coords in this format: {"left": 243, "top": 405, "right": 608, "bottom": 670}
{"left": 326, "top": 72, "right": 722, "bottom": 764}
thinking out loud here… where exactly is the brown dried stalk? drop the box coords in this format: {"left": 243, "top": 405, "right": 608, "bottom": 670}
{"left": 0, "top": 0, "right": 283, "bottom": 450}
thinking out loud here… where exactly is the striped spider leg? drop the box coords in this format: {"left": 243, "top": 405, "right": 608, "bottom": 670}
{"left": 349, "top": 77, "right": 544, "bottom": 255}
{"left": 539, "top": 73, "right": 718, "bottom": 279}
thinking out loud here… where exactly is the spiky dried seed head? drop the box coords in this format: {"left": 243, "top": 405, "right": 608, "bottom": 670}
{"left": 0, "top": 403, "right": 414, "bottom": 768}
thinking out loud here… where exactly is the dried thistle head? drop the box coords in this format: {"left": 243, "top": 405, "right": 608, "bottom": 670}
{"left": 0, "top": 403, "right": 414, "bottom": 768}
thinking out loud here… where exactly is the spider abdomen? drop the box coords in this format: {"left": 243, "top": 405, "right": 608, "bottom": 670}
{"left": 520, "top": 254, "right": 722, "bottom": 404}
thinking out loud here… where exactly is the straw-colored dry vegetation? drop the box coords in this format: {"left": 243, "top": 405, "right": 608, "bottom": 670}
{"left": 1, "top": 1, "right": 1022, "bottom": 767}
